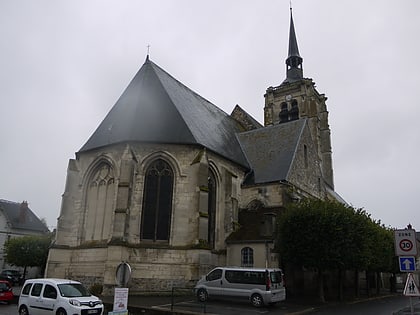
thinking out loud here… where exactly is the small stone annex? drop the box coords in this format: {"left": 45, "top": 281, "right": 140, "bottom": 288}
{"left": 45, "top": 10, "right": 345, "bottom": 294}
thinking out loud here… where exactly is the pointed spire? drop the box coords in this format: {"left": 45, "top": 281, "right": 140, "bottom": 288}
{"left": 288, "top": 8, "right": 300, "bottom": 59}
{"left": 285, "top": 8, "right": 303, "bottom": 82}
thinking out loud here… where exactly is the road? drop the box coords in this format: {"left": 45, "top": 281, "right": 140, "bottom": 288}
{"left": 309, "top": 295, "right": 419, "bottom": 315}
{"left": 0, "top": 303, "right": 17, "bottom": 315}
{"left": 2, "top": 292, "right": 418, "bottom": 315}
{"left": 153, "top": 295, "right": 420, "bottom": 315}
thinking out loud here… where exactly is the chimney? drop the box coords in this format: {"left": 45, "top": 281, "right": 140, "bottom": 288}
{"left": 19, "top": 201, "right": 28, "bottom": 223}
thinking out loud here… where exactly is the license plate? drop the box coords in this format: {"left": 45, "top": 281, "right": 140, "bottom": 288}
{"left": 87, "top": 310, "right": 98, "bottom": 314}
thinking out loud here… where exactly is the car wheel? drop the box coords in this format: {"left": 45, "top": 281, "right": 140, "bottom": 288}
{"left": 251, "top": 293, "right": 264, "bottom": 307}
{"left": 19, "top": 306, "right": 29, "bottom": 315}
{"left": 56, "top": 308, "right": 67, "bottom": 315}
{"left": 197, "top": 288, "right": 208, "bottom": 302}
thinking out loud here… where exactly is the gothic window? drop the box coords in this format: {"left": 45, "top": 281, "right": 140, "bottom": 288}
{"left": 247, "top": 199, "right": 264, "bottom": 211}
{"left": 289, "top": 100, "right": 299, "bottom": 120}
{"left": 84, "top": 162, "right": 115, "bottom": 241}
{"left": 141, "top": 159, "right": 174, "bottom": 242}
{"left": 279, "top": 102, "right": 288, "bottom": 123}
{"left": 208, "top": 170, "right": 217, "bottom": 248}
{"left": 241, "top": 247, "right": 254, "bottom": 267}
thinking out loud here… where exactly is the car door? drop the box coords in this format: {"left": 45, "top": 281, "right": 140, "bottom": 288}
{"left": 40, "top": 284, "right": 58, "bottom": 314}
{"left": 204, "top": 268, "right": 223, "bottom": 297}
{"left": 28, "top": 282, "right": 44, "bottom": 315}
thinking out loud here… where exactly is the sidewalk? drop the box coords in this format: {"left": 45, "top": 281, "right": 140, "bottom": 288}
{"left": 393, "top": 299, "right": 420, "bottom": 315}
{"left": 101, "top": 294, "right": 317, "bottom": 314}
{"left": 101, "top": 292, "right": 419, "bottom": 315}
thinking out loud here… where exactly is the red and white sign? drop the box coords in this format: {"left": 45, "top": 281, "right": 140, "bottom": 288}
{"left": 403, "top": 273, "right": 420, "bottom": 297}
{"left": 394, "top": 229, "right": 418, "bottom": 256}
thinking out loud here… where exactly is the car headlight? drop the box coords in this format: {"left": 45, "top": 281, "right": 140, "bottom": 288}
{"left": 69, "top": 299, "right": 81, "bottom": 306}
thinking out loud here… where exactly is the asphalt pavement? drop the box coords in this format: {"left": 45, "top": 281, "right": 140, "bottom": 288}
{"left": 2, "top": 285, "right": 419, "bottom": 315}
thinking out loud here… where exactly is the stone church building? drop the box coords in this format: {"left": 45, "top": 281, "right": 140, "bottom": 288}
{"left": 46, "top": 11, "right": 345, "bottom": 293}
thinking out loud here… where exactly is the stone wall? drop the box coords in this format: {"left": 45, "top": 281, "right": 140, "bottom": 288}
{"left": 48, "top": 142, "right": 242, "bottom": 291}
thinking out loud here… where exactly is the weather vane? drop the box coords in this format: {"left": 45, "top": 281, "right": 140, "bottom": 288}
{"left": 147, "top": 44, "right": 151, "bottom": 57}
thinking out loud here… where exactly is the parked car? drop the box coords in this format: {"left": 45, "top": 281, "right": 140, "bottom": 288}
{"left": 0, "top": 269, "right": 23, "bottom": 285}
{"left": 194, "top": 266, "right": 286, "bottom": 307}
{"left": 0, "top": 280, "right": 14, "bottom": 304}
{"left": 18, "top": 278, "right": 103, "bottom": 315}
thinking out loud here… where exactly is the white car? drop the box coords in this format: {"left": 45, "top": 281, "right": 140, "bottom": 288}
{"left": 18, "top": 278, "right": 103, "bottom": 315}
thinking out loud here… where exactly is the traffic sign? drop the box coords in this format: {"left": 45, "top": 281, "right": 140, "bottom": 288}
{"left": 394, "top": 229, "right": 418, "bottom": 256}
{"left": 116, "top": 262, "right": 131, "bottom": 287}
{"left": 399, "top": 256, "right": 416, "bottom": 272}
{"left": 403, "top": 273, "right": 420, "bottom": 297}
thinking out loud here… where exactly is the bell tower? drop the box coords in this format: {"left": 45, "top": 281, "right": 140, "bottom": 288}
{"left": 263, "top": 8, "right": 334, "bottom": 190}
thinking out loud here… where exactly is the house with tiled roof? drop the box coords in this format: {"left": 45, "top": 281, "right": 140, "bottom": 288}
{"left": 0, "top": 200, "right": 49, "bottom": 271}
{"left": 46, "top": 10, "right": 345, "bottom": 294}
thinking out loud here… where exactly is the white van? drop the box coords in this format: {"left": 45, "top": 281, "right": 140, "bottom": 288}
{"left": 18, "top": 278, "right": 103, "bottom": 315}
{"left": 194, "top": 267, "right": 286, "bottom": 307}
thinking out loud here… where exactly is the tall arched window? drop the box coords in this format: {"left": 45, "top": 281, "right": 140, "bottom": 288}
{"left": 208, "top": 170, "right": 217, "bottom": 248}
{"left": 84, "top": 162, "right": 115, "bottom": 241}
{"left": 241, "top": 247, "right": 254, "bottom": 267}
{"left": 141, "top": 159, "right": 174, "bottom": 241}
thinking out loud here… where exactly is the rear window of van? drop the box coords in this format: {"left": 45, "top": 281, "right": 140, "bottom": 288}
{"left": 270, "top": 271, "right": 282, "bottom": 283}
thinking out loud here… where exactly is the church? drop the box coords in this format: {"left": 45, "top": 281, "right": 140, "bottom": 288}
{"left": 46, "top": 10, "right": 344, "bottom": 293}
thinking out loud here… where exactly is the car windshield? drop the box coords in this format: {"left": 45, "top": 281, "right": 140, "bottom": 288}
{"left": 57, "top": 283, "right": 91, "bottom": 297}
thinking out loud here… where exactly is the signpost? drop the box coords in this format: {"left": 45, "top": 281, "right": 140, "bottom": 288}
{"left": 399, "top": 256, "right": 416, "bottom": 272}
{"left": 394, "top": 229, "right": 418, "bottom": 256}
{"left": 403, "top": 273, "right": 420, "bottom": 315}
{"left": 110, "top": 262, "right": 132, "bottom": 315}
{"left": 395, "top": 228, "right": 418, "bottom": 315}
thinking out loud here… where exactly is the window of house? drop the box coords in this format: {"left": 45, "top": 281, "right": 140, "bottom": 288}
{"left": 241, "top": 247, "right": 254, "bottom": 267}
{"left": 141, "top": 159, "right": 174, "bottom": 241}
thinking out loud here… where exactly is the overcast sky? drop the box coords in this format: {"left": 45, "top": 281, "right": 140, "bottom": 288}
{"left": 1, "top": 0, "right": 419, "bottom": 231}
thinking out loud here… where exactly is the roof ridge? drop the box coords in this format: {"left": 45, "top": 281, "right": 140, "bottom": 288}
{"left": 147, "top": 60, "right": 198, "bottom": 143}
{"left": 285, "top": 118, "right": 307, "bottom": 179}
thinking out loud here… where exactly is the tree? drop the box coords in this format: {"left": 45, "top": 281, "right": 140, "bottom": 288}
{"left": 276, "top": 198, "right": 394, "bottom": 302}
{"left": 4, "top": 234, "right": 52, "bottom": 278}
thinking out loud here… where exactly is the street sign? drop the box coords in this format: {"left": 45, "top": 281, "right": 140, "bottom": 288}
{"left": 399, "top": 256, "right": 416, "bottom": 272}
{"left": 394, "top": 229, "right": 418, "bottom": 256}
{"left": 116, "top": 262, "right": 132, "bottom": 287}
{"left": 403, "top": 273, "right": 420, "bottom": 297}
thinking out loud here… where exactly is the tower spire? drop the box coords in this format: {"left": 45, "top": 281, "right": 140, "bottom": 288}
{"left": 285, "top": 8, "right": 303, "bottom": 82}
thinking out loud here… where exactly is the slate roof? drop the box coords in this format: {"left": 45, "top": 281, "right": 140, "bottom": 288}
{"left": 0, "top": 199, "right": 49, "bottom": 232}
{"left": 237, "top": 119, "right": 306, "bottom": 185}
{"left": 79, "top": 57, "right": 249, "bottom": 168}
